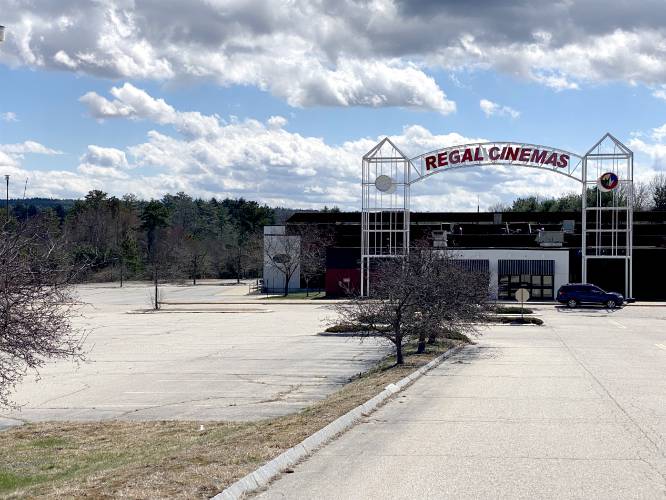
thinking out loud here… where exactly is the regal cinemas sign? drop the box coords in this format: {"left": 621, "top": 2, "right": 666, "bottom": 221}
{"left": 418, "top": 143, "right": 572, "bottom": 175}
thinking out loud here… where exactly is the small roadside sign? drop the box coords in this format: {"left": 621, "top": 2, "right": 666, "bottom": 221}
{"left": 515, "top": 288, "right": 530, "bottom": 303}
{"left": 515, "top": 288, "right": 530, "bottom": 320}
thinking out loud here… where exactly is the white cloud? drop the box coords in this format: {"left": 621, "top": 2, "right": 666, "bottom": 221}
{"left": 1, "top": 112, "right": 18, "bottom": 122}
{"left": 79, "top": 145, "right": 129, "bottom": 168}
{"left": 267, "top": 116, "right": 288, "bottom": 129}
{"left": 3, "top": 1, "right": 666, "bottom": 106}
{"left": 653, "top": 86, "right": 666, "bottom": 100}
{"left": 7, "top": 84, "right": 593, "bottom": 211}
{"left": 0, "top": 141, "right": 62, "bottom": 156}
{"left": 479, "top": 99, "right": 520, "bottom": 119}
{"left": 80, "top": 83, "right": 222, "bottom": 138}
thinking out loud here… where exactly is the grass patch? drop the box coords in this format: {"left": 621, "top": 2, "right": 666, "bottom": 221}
{"left": 265, "top": 291, "right": 326, "bottom": 300}
{"left": 0, "top": 340, "right": 459, "bottom": 499}
{"left": 323, "top": 324, "right": 471, "bottom": 343}
{"left": 486, "top": 315, "right": 543, "bottom": 325}
{"left": 0, "top": 472, "right": 41, "bottom": 492}
{"left": 493, "top": 306, "right": 533, "bottom": 315}
{"left": 323, "top": 323, "right": 390, "bottom": 334}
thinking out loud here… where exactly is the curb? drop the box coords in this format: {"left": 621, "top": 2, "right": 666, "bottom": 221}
{"left": 212, "top": 345, "right": 464, "bottom": 500}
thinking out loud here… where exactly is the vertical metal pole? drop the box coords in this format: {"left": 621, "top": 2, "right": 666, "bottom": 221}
{"left": 628, "top": 152, "right": 634, "bottom": 298}
{"left": 581, "top": 158, "right": 587, "bottom": 283}
{"left": 4, "top": 175, "right": 8, "bottom": 222}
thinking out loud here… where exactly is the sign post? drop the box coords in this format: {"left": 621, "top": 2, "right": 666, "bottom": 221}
{"left": 515, "top": 288, "right": 530, "bottom": 320}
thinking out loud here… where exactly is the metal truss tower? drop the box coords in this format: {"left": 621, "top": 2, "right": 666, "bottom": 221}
{"left": 581, "top": 133, "right": 633, "bottom": 298}
{"left": 360, "top": 138, "right": 414, "bottom": 296}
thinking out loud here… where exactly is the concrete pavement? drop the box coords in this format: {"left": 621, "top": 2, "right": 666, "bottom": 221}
{"left": 0, "top": 282, "right": 389, "bottom": 428}
{"left": 257, "top": 305, "right": 666, "bottom": 499}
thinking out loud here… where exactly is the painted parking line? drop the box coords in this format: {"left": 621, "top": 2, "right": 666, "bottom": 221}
{"left": 656, "top": 344, "right": 666, "bottom": 350}
{"left": 609, "top": 319, "right": 626, "bottom": 329}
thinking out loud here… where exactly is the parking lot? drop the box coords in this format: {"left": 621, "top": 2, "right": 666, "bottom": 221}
{"left": 258, "top": 303, "right": 666, "bottom": 499}
{"left": 0, "top": 282, "right": 390, "bottom": 428}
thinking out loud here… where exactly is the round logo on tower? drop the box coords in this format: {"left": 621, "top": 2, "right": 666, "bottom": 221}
{"left": 597, "top": 172, "right": 619, "bottom": 192}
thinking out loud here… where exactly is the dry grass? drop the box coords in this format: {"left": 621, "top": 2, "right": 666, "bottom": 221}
{"left": 0, "top": 340, "right": 459, "bottom": 499}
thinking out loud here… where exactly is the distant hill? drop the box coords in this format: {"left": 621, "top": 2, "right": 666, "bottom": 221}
{"left": 8, "top": 197, "right": 77, "bottom": 211}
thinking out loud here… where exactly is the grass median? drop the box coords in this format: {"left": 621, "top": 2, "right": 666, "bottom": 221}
{"left": 0, "top": 339, "right": 459, "bottom": 499}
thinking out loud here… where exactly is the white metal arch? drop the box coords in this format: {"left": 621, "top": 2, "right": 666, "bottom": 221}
{"left": 409, "top": 141, "right": 584, "bottom": 184}
{"left": 360, "top": 134, "right": 633, "bottom": 298}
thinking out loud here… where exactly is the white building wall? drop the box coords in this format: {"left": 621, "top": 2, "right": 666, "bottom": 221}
{"left": 450, "top": 248, "right": 570, "bottom": 300}
{"left": 263, "top": 226, "right": 301, "bottom": 293}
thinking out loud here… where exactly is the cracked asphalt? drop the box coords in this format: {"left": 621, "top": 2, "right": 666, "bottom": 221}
{"left": 0, "top": 282, "right": 390, "bottom": 428}
{"left": 257, "top": 305, "right": 666, "bottom": 499}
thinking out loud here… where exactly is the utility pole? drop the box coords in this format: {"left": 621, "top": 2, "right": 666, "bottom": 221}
{"left": 4, "top": 175, "right": 8, "bottom": 222}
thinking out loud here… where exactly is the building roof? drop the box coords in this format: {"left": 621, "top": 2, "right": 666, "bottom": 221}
{"left": 286, "top": 211, "right": 666, "bottom": 225}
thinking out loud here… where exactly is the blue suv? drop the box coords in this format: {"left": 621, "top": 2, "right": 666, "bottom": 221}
{"left": 557, "top": 283, "right": 624, "bottom": 309}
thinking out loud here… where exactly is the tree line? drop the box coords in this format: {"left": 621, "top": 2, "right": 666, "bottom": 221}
{"left": 490, "top": 173, "right": 666, "bottom": 212}
{"left": 2, "top": 190, "right": 284, "bottom": 285}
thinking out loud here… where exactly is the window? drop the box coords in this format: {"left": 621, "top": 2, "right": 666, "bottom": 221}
{"left": 498, "top": 273, "right": 555, "bottom": 301}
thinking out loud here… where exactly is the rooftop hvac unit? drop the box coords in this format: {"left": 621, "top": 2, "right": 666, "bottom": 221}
{"left": 536, "top": 230, "right": 564, "bottom": 247}
{"left": 432, "top": 230, "right": 448, "bottom": 247}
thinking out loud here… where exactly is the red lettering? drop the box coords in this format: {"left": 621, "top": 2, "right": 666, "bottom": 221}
{"left": 557, "top": 154, "right": 569, "bottom": 168}
{"left": 437, "top": 152, "right": 448, "bottom": 167}
{"left": 449, "top": 150, "right": 461, "bottom": 164}
{"left": 530, "top": 149, "right": 548, "bottom": 164}
{"left": 489, "top": 146, "right": 500, "bottom": 160}
{"left": 461, "top": 148, "right": 473, "bottom": 162}
{"left": 544, "top": 152, "right": 558, "bottom": 166}
{"left": 425, "top": 155, "right": 436, "bottom": 170}
{"left": 474, "top": 147, "right": 484, "bottom": 161}
{"left": 505, "top": 147, "right": 520, "bottom": 161}
{"left": 500, "top": 146, "right": 508, "bottom": 160}
{"left": 519, "top": 148, "right": 532, "bottom": 162}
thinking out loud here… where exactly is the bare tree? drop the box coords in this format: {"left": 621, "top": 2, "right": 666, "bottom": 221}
{"left": 264, "top": 232, "right": 301, "bottom": 296}
{"left": 226, "top": 231, "right": 263, "bottom": 283}
{"left": 651, "top": 173, "right": 666, "bottom": 210}
{"left": 1, "top": 217, "right": 86, "bottom": 407}
{"left": 413, "top": 248, "right": 491, "bottom": 352}
{"left": 632, "top": 181, "right": 653, "bottom": 211}
{"left": 185, "top": 235, "right": 208, "bottom": 285}
{"left": 293, "top": 225, "right": 333, "bottom": 296}
{"left": 333, "top": 247, "right": 490, "bottom": 364}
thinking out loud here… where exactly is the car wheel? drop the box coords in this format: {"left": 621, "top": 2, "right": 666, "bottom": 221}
{"left": 606, "top": 299, "right": 617, "bottom": 309}
{"left": 567, "top": 299, "right": 578, "bottom": 308}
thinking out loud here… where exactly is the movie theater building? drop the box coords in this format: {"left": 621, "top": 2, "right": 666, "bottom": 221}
{"left": 263, "top": 210, "right": 666, "bottom": 301}
{"left": 264, "top": 133, "right": 665, "bottom": 301}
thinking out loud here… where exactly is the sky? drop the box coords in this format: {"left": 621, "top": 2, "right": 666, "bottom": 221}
{"left": 1, "top": 0, "right": 666, "bottom": 211}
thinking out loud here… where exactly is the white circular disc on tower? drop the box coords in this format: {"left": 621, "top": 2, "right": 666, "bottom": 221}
{"left": 375, "top": 175, "right": 395, "bottom": 193}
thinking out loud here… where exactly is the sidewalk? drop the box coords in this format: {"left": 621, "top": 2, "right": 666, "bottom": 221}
{"left": 256, "top": 308, "right": 666, "bottom": 499}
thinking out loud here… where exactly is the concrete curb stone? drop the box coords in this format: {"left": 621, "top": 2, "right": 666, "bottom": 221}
{"left": 211, "top": 345, "right": 464, "bottom": 500}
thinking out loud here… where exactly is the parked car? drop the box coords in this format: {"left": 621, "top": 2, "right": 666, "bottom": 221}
{"left": 556, "top": 283, "right": 624, "bottom": 309}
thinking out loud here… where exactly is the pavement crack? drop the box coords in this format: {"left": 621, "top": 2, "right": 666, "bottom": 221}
{"left": 550, "top": 327, "right": 666, "bottom": 487}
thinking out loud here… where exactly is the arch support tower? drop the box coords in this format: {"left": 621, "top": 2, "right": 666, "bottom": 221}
{"left": 360, "top": 138, "right": 413, "bottom": 296}
{"left": 581, "top": 133, "right": 634, "bottom": 298}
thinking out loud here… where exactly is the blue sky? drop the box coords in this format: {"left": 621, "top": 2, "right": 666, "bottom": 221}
{"left": 1, "top": 1, "right": 666, "bottom": 211}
